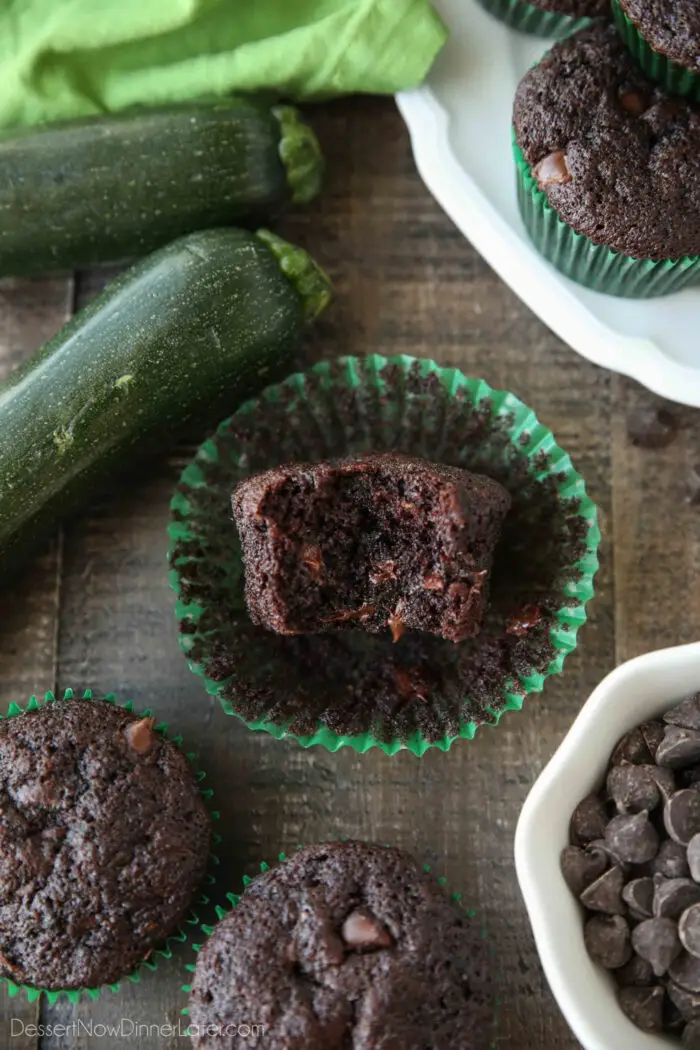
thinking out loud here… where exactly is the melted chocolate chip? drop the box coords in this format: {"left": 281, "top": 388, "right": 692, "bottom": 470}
{"left": 533, "top": 150, "right": 571, "bottom": 188}
{"left": 422, "top": 573, "right": 444, "bottom": 592}
{"left": 123, "top": 717, "right": 156, "bottom": 755}
{"left": 387, "top": 607, "right": 406, "bottom": 644}
{"left": 301, "top": 544, "right": 324, "bottom": 582}
{"left": 619, "top": 90, "right": 648, "bottom": 116}
{"left": 341, "top": 909, "right": 393, "bottom": 951}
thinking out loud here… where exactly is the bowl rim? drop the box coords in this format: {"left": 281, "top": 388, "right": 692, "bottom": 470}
{"left": 514, "top": 641, "right": 700, "bottom": 1050}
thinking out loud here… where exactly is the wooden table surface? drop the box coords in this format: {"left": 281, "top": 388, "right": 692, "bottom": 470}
{"left": 0, "top": 96, "right": 698, "bottom": 1050}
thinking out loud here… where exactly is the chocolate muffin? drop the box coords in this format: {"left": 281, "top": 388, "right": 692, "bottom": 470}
{"left": 232, "top": 454, "right": 511, "bottom": 644}
{"left": 513, "top": 22, "right": 700, "bottom": 262}
{"left": 0, "top": 697, "right": 211, "bottom": 989}
{"left": 616, "top": 0, "right": 700, "bottom": 75}
{"left": 188, "top": 841, "right": 493, "bottom": 1050}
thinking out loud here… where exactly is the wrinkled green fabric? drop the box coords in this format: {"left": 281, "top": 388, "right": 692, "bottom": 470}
{"left": 0, "top": 0, "right": 447, "bottom": 128}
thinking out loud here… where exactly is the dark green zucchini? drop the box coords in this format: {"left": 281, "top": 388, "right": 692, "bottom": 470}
{"left": 0, "top": 100, "right": 323, "bottom": 276}
{"left": 0, "top": 227, "right": 331, "bottom": 580}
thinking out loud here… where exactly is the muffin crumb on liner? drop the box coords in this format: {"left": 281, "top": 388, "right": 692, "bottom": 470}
{"left": 169, "top": 355, "right": 599, "bottom": 756}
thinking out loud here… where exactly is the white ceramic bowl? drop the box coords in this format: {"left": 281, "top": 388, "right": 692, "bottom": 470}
{"left": 515, "top": 642, "right": 700, "bottom": 1050}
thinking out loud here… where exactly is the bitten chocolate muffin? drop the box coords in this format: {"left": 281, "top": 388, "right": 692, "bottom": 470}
{"left": 617, "top": 0, "right": 700, "bottom": 74}
{"left": 232, "top": 453, "right": 511, "bottom": 644}
{"left": 513, "top": 22, "right": 700, "bottom": 261}
{"left": 0, "top": 698, "right": 211, "bottom": 989}
{"left": 188, "top": 841, "right": 493, "bottom": 1050}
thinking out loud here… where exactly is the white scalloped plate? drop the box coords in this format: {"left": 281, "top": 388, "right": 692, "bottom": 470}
{"left": 396, "top": 0, "right": 700, "bottom": 406}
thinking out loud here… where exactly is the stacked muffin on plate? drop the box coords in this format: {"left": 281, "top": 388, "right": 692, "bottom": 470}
{"left": 481, "top": 0, "right": 700, "bottom": 298}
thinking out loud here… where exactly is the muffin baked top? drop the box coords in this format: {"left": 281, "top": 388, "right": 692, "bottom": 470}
{"left": 0, "top": 697, "right": 211, "bottom": 989}
{"left": 618, "top": 0, "right": 700, "bottom": 72}
{"left": 189, "top": 841, "right": 493, "bottom": 1050}
{"left": 513, "top": 22, "right": 700, "bottom": 261}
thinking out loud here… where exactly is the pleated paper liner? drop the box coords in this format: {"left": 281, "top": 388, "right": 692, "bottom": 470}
{"left": 475, "top": 0, "right": 592, "bottom": 38}
{"left": 0, "top": 687, "right": 221, "bottom": 1004}
{"left": 612, "top": 0, "right": 700, "bottom": 101}
{"left": 514, "top": 130, "right": 700, "bottom": 297}
{"left": 169, "top": 354, "right": 599, "bottom": 756}
{"left": 181, "top": 845, "right": 499, "bottom": 1048}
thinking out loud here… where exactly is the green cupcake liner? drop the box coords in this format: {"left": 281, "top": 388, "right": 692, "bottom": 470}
{"left": 611, "top": 0, "right": 700, "bottom": 100}
{"left": 514, "top": 131, "right": 700, "bottom": 297}
{"left": 476, "top": 0, "right": 592, "bottom": 38}
{"left": 169, "top": 354, "right": 600, "bottom": 757}
{"left": 0, "top": 687, "right": 221, "bottom": 1005}
{"left": 181, "top": 845, "right": 499, "bottom": 1047}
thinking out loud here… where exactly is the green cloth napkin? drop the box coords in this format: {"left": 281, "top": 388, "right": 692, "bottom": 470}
{"left": 0, "top": 0, "right": 447, "bottom": 128}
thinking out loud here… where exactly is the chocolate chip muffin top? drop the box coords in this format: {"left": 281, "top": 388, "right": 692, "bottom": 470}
{"left": 513, "top": 22, "right": 700, "bottom": 261}
{"left": 618, "top": 0, "right": 700, "bottom": 72}
{"left": 0, "top": 698, "right": 211, "bottom": 989}
{"left": 188, "top": 841, "right": 493, "bottom": 1050}
{"left": 530, "top": 0, "right": 608, "bottom": 17}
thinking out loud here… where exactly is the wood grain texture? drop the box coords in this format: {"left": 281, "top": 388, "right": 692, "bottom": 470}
{"left": 0, "top": 276, "right": 73, "bottom": 1049}
{"left": 0, "top": 95, "right": 683, "bottom": 1049}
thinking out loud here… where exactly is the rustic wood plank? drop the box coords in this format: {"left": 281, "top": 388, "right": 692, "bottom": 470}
{"left": 5, "top": 98, "right": 619, "bottom": 1049}
{"left": 0, "top": 276, "right": 72, "bottom": 1049}
{"left": 611, "top": 376, "right": 700, "bottom": 661}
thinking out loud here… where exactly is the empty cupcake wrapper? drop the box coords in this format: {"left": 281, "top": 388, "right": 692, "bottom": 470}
{"left": 475, "top": 0, "right": 592, "bottom": 38}
{"left": 181, "top": 846, "right": 499, "bottom": 1047}
{"left": 0, "top": 687, "right": 221, "bottom": 1004}
{"left": 611, "top": 0, "right": 700, "bottom": 100}
{"left": 514, "top": 130, "right": 700, "bottom": 297}
{"left": 169, "top": 354, "right": 599, "bottom": 756}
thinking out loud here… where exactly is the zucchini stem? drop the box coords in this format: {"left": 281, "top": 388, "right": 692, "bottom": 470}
{"left": 273, "top": 106, "right": 324, "bottom": 206}
{"left": 256, "top": 229, "right": 332, "bottom": 323}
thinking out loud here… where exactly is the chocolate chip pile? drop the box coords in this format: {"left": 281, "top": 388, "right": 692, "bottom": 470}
{"left": 563, "top": 694, "right": 700, "bottom": 1046}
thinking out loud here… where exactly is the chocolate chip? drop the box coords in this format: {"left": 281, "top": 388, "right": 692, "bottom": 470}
{"left": 533, "top": 150, "right": 571, "bottom": 188}
{"left": 323, "top": 604, "right": 375, "bottom": 624}
{"left": 506, "top": 605, "right": 542, "bottom": 637}
{"left": 649, "top": 766, "right": 677, "bottom": 800}
{"left": 341, "top": 909, "right": 393, "bottom": 951}
{"left": 0, "top": 951, "right": 25, "bottom": 983}
{"left": 607, "top": 764, "right": 660, "bottom": 814}
{"left": 584, "top": 914, "right": 632, "bottom": 969}
{"left": 632, "top": 918, "right": 682, "bottom": 977}
{"left": 301, "top": 543, "right": 324, "bottom": 581}
{"left": 641, "top": 721, "right": 666, "bottom": 761}
{"left": 666, "top": 791, "right": 700, "bottom": 846}
{"left": 618, "top": 985, "right": 665, "bottom": 1032}
{"left": 561, "top": 845, "right": 609, "bottom": 896}
{"left": 369, "top": 560, "right": 397, "bottom": 586}
{"left": 619, "top": 90, "right": 648, "bottom": 117}
{"left": 571, "top": 794, "right": 609, "bottom": 845}
{"left": 658, "top": 728, "right": 700, "bottom": 770}
{"left": 684, "top": 1018, "right": 700, "bottom": 1048}
{"left": 612, "top": 727, "right": 653, "bottom": 766}
{"left": 422, "top": 573, "right": 444, "bottom": 591}
{"left": 653, "top": 840, "right": 691, "bottom": 880}
{"left": 626, "top": 405, "right": 679, "bottom": 450}
{"left": 654, "top": 879, "right": 700, "bottom": 920}
{"left": 622, "top": 877, "right": 655, "bottom": 920}
{"left": 680, "top": 905, "right": 700, "bottom": 960}
{"left": 387, "top": 607, "right": 406, "bottom": 644}
{"left": 668, "top": 978, "right": 700, "bottom": 1020}
{"left": 606, "top": 812, "right": 659, "bottom": 864}
{"left": 688, "top": 835, "right": 700, "bottom": 882}
{"left": 670, "top": 953, "right": 700, "bottom": 993}
{"left": 617, "top": 953, "right": 655, "bottom": 988}
{"left": 123, "top": 717, "right": 156, "bottom": 754}
{"left": 581, "top": 865, "right": 626, "bottom": 915}
{"left": 666, "top": 697, "right": 700, "bottom": 732}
